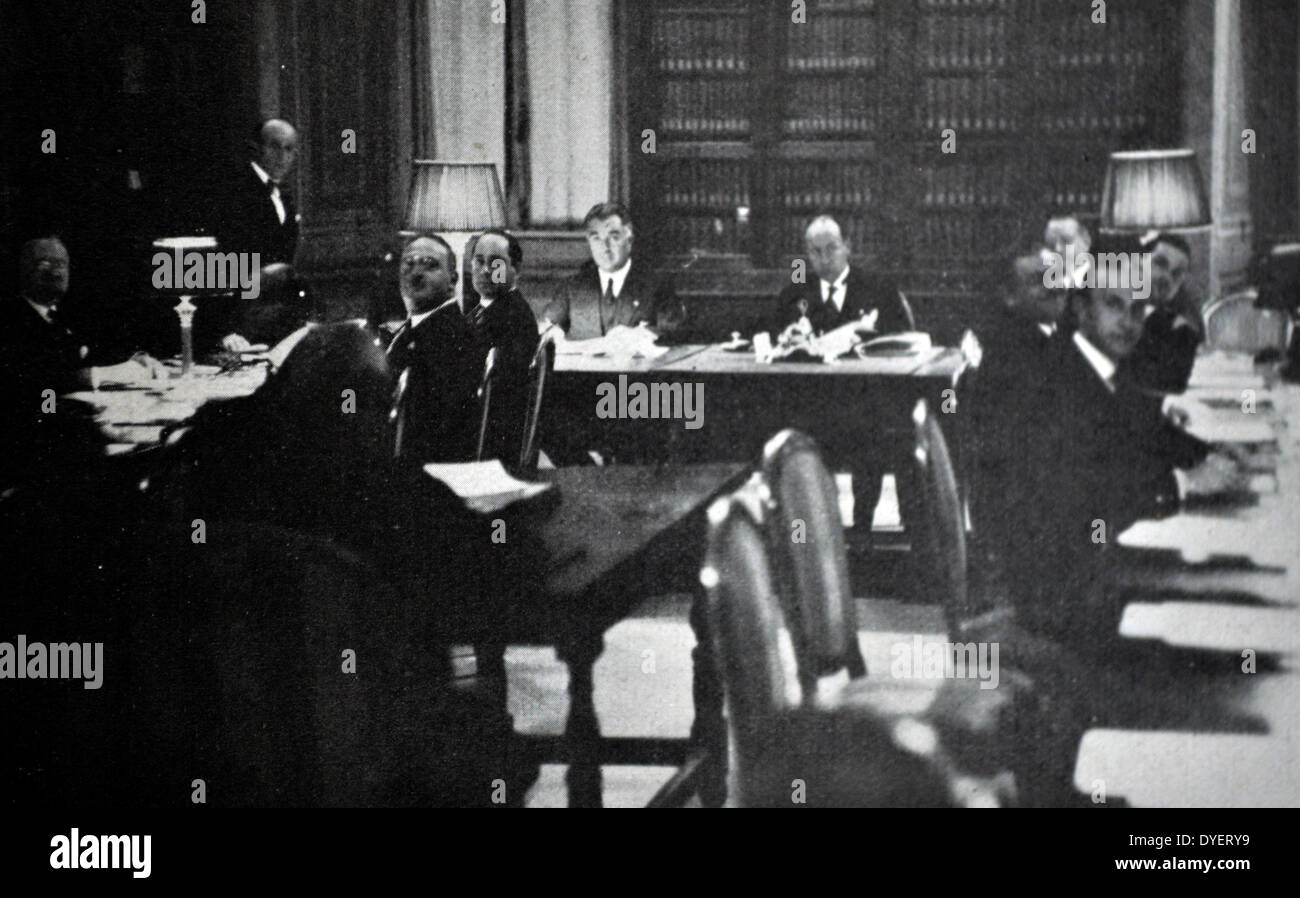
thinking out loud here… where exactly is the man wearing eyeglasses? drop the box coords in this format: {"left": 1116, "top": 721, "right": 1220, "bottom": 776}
{"left": 385, "top": 232, "right": 537, "bottom": 467}
{"left": 1, "top": 236, "right": 167, "bottom": 484}
{"left": 541, "top": 202, "right": 686, "bottom": 341}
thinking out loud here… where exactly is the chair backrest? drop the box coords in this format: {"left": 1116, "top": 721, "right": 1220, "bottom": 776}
{"left": 519, "top": 326, "right": 559, "bottom": 475}
{"left": 474, "top": 347, "right": 498, "bottom": 461}
{"left": 759, "top": 430, "right": 866, "bottom": 692}
{"left": 911, "top": 399, "right": 969, "bottom": 631}
{"left": 389, "top": 366, "right": 411, "bottom": 459}
{"left": 701, "top": 480, "right": 801, "bottom": 764}
{"left": 1204, "top": 289, "right": 1293, "bottom": 353}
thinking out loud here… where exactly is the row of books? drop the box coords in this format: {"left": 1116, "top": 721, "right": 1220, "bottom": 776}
{"left": 652, "top": 15, "right": 749, "bottom": 73}
{"left": 773, "top": 163, "right": 875, "bottom": 209}
{"left": 918, "top": 77, "right": 1019, "bottom": 132}
{"left": 1038, "top": 111, "right": 1152, "bottom": 134}
{"left": 918, "top": 0, "right": 1010, "bottom": 8}
{"left": 919, "top": 163, "right": 1012, "bottom": 208}
{"left": 783, "top": 78, "right": 878, "bottom": 134}
{"left": 784, "top": 14, "right": 879, "bottom": 72}
{"left": 659, "top": 214, "right": 747, "bottom": 255}
{"left": 912, "top": 213, "right": 1015, "bottom": 259}
{"left": 660, "top": 80, "right": 751, "bottom": 135}
{"left": 658, "top": 160, "right": 752, "bottom": 209}
{"left": 1041, "top": 8, "right": 1160, "bottom": 70}
{"left": 920, "top": 15, "right": 1011, "bottom": 70}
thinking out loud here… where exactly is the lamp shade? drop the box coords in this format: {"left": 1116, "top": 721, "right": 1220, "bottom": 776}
{"left": 402, "top": 160, "right": 507, "bottom": 234}
{"left": 1100, "top": 149, "right": 1210, "bottom": 231}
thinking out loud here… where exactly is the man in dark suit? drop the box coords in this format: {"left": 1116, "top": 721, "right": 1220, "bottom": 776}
{"left": 387, "top": 231, "right": 538, "bottom": 467}
{"left": 768, "top": 214, "right": 914, "bottom": 340}
{"left": 0, "top": 236, "right": 166, "bottom": 484}
{"left": 209, "top": 119, "right": 308, "bottom": 351}
{"left": 763, "top": 215, "right": 916, "bottom": 539}
{"left": 1120, "top": 232, "right": 1204, "bottom": 394}
{"left": 541, "top": 202, "right": 686, "bottom": 341}
{"left": 1003, "top": 258, "right": 1244, "bottom": 648}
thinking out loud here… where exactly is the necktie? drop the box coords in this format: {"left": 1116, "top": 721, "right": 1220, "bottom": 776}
{"left": 823, "top": 284, "right": 841, "bottom": 325}
{"left": 387, "top": 319, "right": 411, "bottom": 353}
{"left": 601, "top": 278, "right": 616, "bottom": 334}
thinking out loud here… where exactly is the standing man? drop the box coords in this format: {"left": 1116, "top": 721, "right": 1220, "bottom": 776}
{"left": 542, "top": 202, "right": 686, "bottom": 340}
{"left": 211, "top": 118, "right": 309, "bottom": 351}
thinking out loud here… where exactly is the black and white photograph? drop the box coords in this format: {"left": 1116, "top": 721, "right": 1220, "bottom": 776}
{"left": 0, "top": 0, "right": 1296, "bottom": 863}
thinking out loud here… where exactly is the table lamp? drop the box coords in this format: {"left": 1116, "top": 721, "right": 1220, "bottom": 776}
{"left": 152, "top": 235, "right": 220, "bottom": 376}
{"left": 1099, "top": 148, "right": 1211, "bottom": 233}
{"left": 400, "top": 160, "right": 507, "bottom": 301}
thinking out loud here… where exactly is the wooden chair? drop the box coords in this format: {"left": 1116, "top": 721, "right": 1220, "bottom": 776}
{"left": 519, "top": 325, "right": 560, "bottom": 476}
{"left": 1204, "top": 289, "right": 1293, "bottom": 354}
{"left": 389, "top": 365, "right": 411, "bottom": 459}
{"left": 759, "top": 429, "right": 867, "bottom": 693}
{"left": 909, "top": 398, "right": 971, "bottom": 633}
{"left": 701, "top": 480, "right": 992, "bottom": 807}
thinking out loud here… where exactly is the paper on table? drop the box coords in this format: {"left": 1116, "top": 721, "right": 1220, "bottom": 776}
{"left": 1120, "top": 602, "right": 1300, "bottom": 653}
{"left": 556, "top": 326, "right": 670, "bottom": 359}
{"left": 1177, "top": 400, "right": 1277, "bottom": 444}
{"left": 423, "top": 459, "right": 553, "bottom": 514}
{"left": 1119, "top": 516, "right": 1293, "bottom": 568}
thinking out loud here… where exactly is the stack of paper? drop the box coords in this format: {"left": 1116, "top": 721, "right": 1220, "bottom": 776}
{"left": 555, "top": 325, "right": 669, "bottom": 359}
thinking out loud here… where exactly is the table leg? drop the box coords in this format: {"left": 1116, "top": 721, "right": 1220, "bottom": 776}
{"left": 558, "top": 634, "right": 603, "bottom": 808}
{"left": 689, "top": 587, "right": 728, "bottom": 807}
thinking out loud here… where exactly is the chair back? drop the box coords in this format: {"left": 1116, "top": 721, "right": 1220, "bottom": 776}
{"left": 759, "top": 430, "right": 866, "bottom": 692}
{"left": 701, "top": 479, "right": 800, "bottom": 765}
{"left": 1204, "top": 289, "right": 1293, "bottom": 353}
{"left": 475, "top": 347, "right": 498, "bottom": 461}
{"left": 389, "top": 366, "right": 411, "bottom": 459}
{"left": 519, "top": 326, "right": 559, "bottom": 475}
{"left": 911, "top": 399, "right": 969, "bottom": 631}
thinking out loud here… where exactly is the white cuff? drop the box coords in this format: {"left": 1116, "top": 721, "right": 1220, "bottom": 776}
{"left": 1172, "top": 468, "right": 1190, "bottom": 500}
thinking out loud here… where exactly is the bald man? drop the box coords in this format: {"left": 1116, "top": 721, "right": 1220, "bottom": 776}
{"left": 769, "top": 215, "right": 914, "bottom": 339}
{"left": 210, "top": 118, "right": 308, "bottom": 351}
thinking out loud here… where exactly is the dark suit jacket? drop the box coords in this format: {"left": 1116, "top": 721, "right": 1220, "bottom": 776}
{"left": 205, "top": 163, "right": 308, "bottom": 345}
{"left": 964, "top": 305, "right": 1059, "bottom": 536}
{"left": 0, "top": 298, "right": 117, "bottom": 484}
{"left": 387, "top": 289, "right": 539, "bottom": 467}
{"left": 1120, "top": 291, "right": 1204, "bottom": 394}
{"left": 770, "top": 268, "right": 914, "bottom": 337}
{"left": 542, "top": 259, "right": 687, "bottom": 341}
{"left": 1001, "top": 331, "right": 1209, "bottom": 645}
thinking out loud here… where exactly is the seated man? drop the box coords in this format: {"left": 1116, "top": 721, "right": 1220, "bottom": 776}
{"left": 765, "top": 214, "right": 915, "bottom": 537}
{"left": 388, "top": 230, "right": 537, "bottom": 467}
{"left": 541, "top": 201, "right": 686, "bottom": 341}
{"left": 767, "top": 214, "right": 914, "bottom": 341}
{"left": 0, "top": 236, "right": 166, "bottom": 484}
{"left": 1002, "top": 251, "right": 1245, "bottom": 648}
{"left": 965, "top": 249, "right": 1066, "bottom": 547}
{"left": 1120, "top": 232, "right": 1204, "bottom": 393}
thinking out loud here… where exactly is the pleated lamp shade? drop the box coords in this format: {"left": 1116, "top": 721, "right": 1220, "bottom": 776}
{"left": 1100, "top": 149, "right": 1210, "bottom": 231}
{"left": 402, "top": 160, "right": 507, "bottom": 234}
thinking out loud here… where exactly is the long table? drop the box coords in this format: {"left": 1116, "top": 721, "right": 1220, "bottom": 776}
{"left": 1075, "top": 355, "right": 1300, "bottom": 806}
{"left": 551, "top": 343, "right": 965, "bottom": 464}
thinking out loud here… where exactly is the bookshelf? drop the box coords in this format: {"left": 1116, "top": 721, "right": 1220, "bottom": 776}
{"left": 628, "top": 0, "right": 1182, "bottom": 305}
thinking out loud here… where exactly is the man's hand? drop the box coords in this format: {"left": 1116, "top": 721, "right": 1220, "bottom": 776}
{"left": 222, "top": 333, "right": 253, "bottom": 353}
{"left": 1181, "top": 451, "right": 1250, "bottom": 497}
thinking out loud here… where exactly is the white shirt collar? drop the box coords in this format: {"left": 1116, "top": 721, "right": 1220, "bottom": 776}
{"left": 599, "top": 258, "right": 633, "bottom": 298}
{"left": 1038, "top": 322, "right": 1056, "bottom": 338}
{"left": 409, "top": 308, "right": 437, "bottom": 329}
{"left": 821, "top": 266, "right": 851, "bottom": 310}
{"left": 251, "top": 161, "right": 287, "bottom": 224}
{"left": 24, "top": 296, "right": 57, "bottom": 324}
{"left": 1072, "top": 330, "right": 1117, "bottom": 391}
